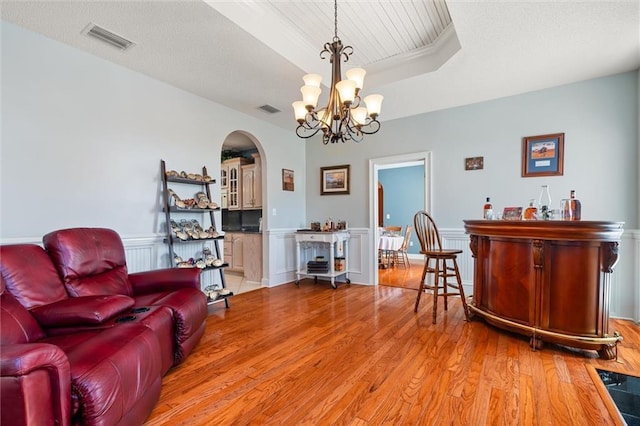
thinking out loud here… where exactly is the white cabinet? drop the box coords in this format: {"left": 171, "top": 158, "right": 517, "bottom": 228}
{"left": 243, "top": 233, "right": 262, "bottom": 283}
{"left": 223, "top": 158, "right": 249, "bottom": 210}
{"left": 223, "top": 232, "right": 262, "bottom": 282}
{"left": 241, "top": 161, "right": 261, "bottom": 210}
{"left": 224, "top": 232, "right": 244, "bottom": 272}
{"left": 294, "top": 231, "right": 350, "bottom": 289}
{"left": 220, "top": 164, "right": 228, "bottom": 189}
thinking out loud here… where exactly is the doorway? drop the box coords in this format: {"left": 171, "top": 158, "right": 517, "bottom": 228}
{"left": 369, "top": 152, "right": 432, "bottom": 286}
{"left": 220, "top": 131, "right": 266, "bottom": 295}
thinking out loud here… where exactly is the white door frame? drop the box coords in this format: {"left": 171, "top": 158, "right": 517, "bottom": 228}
{"left": 368, "top": 151, "right": 432, "bottom": 285}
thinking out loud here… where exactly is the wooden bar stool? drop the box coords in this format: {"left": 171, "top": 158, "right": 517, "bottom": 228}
{"left": 413, "top": 211, "right": 469, "bottom": 324}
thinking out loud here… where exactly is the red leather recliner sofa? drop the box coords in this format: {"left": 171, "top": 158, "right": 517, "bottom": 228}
{"left": 0, "top": 228, "right": 208, "bottom": 425}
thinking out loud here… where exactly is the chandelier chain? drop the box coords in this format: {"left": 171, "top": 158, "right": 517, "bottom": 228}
{"left": 333, "top": 0, "right": 339, "bottom": 42}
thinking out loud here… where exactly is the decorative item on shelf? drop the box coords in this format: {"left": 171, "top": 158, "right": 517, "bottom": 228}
{"left": 570, "top": 190, "right": 581, "bottom": 220}
{"left": 203, "top": 285, "right": 233, "bottom": 303}
{"left": 560, "top": 198, "right": 572, "bottom": 220}
{"left": 310, "top": 221, "right": 321, "bottom": 231}
{"left": 292, "top": 0, "right": 383, "bottom": 144}
{"left": 538, "top": 185, "right": 552, "bottom": 220}
{"left": 483, "top": 197, "right": 493, "bottom": 220}
{"left": 165, "top": 169, "right": 212, "bottom": 182}
{"left": 502, "top": 207, "right": 523, "bottom": 221}
{"left": 523, "top": 199, "right": 538, "bottom": 220}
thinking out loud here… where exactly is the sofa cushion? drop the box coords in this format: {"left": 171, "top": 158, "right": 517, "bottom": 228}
{"left": 0, "top": 276, "right": 45, "bottom": 344}
{"left": 43, "top": 228, "right": 134, "bottom": 297}
{"left": 134, "top": 288, "right": 207, "bottom": 364}
{"left": 0, "top": 244, "right": 69, "bottom": 308}
{"left": 30, "top": 295, "right": 135, "bottom": 327}
{"left": 42, "top": 324, "right": 162, "bottom": 426}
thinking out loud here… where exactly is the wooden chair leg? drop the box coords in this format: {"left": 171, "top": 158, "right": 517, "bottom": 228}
{"left": 432, "top": 258, "right": 441, "bottom": 324}
{"left": 414, "top": 260, "right": 429, "bottom": 312}
{"left": 452, "top": 258, "right": 469, "bottom": 321}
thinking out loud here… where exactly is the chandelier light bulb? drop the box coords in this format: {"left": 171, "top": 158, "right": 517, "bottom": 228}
{"left": 346, "top": 68, "right": 366, "bottom": 91}
{"left": 300, "top": 85, "right": 321, "bottom": 109}
{"left": 292, "top": 101, "right": 307, "bottom": 122}
{"left": 364, "top": 94, "right": 384, "bottom": 117}
{"left": 352, "top": 107, "right": 368, "bottom": 126}
{"left": 335, "top": 80, "right": 356, "bottom": 105}
{"left": 303, "top": 73, "right": 322, "bottom": 88}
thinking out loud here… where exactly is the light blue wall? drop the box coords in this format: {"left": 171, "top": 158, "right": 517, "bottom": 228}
{"left": 378, "top": 166, "right": 424, "bottom": 254}
{"left": 305, "top": 71, "right": 639, "bottom": 230}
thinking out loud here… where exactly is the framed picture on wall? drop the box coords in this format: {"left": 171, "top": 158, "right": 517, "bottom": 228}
{"left": 465, "top": 156, "right": 484, "bottom": 170}
{"left": 320, "top": 164, "right": 350, "bottom": 195}
{"left": 282, "top": 169, "right": 294, "bottom": 191}
{"left": 522, "top": 133, "right": 564, "bottom": 177}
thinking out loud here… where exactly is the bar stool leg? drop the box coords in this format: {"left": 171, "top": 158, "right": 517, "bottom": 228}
{"left": 432, "top": 257, "right": 441, "bottom": 324}
{"left": 414, "top": 257, "right": 430, "bottom": 312}
{"left": 452, "top": 257, "right": 470, "bottom": 321}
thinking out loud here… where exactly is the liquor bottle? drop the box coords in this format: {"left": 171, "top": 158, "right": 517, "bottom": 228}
{"left": 570, "top": 190, "right": 581, "bottom": 221}
{"left": 524, "top": 199, "right": 537, "bottom": 220}
{"left": 483, "top": 197, "right": 493, "bottom": 220}
{"left": 538, "top": 185, "right": 552, "bottom": 220}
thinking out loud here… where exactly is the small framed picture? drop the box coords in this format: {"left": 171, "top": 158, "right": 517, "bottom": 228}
{"left": 465, "top": 156, "right": 484, "bottom": 171}
{"left": 282, "top": 169, "right": 294, "bottom": 191}
{"left": 320, "top": 164, "right": 350, "bottom": 195}
{"left": 502, "top": 207, "right": 523, "bottom": 220}
{"left": 522, "top": 133, "right": 564, "bottom": 177}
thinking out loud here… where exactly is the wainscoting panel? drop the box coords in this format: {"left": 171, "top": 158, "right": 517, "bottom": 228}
{"left": 266, "top": 231, "right": 298, "bottom": 287}
{"left": 439, "top": 228, "right": 474, "bottom": 294}
{"left": 3, "top": 227, "right": 637, "bottom": 322}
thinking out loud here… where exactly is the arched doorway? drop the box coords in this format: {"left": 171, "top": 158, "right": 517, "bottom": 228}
{"left": 220, "top": 131, "right": 266, "bottom": 294}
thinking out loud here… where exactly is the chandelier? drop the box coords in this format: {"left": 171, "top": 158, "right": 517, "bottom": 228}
{"left": 292, "top": 0, "right": 383, "bottom": 144}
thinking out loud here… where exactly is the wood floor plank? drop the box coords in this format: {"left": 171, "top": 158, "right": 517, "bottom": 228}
{"left": 144, "top": 275, "right": 639, "bottom": 426}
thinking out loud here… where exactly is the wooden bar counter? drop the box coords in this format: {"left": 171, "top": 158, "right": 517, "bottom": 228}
{"left": 464, "top": 220, "right": 624, "bottom": 359}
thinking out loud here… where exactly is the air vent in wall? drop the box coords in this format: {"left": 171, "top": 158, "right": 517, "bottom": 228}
{"left": 258, "top": 104, "right": 281, "bottom": 114}
{"left": 82, "top": 23, "right": 134, "bottom": 51}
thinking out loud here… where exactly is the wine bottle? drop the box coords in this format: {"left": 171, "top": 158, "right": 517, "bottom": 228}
{"left": 570, "top": 190, "right": 581, "bottom": 221}
{"left": 483, "top": 197, "right": 493, "bottom": 220}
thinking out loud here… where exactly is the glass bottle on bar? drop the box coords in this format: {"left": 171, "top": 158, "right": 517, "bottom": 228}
{"left": 483, "top": 197, "right": 493, "bottom": 220}
{"left": 524, "top": 199, "right": 537, "bottom": 220}
{"left": 538, "top": 185, "right": 552, "bottom": 220}
{"left": 570, "top": 190, "right": 581, "bottom": 220}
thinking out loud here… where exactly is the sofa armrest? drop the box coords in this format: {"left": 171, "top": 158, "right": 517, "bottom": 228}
{"left": 128, "top": 268, "right": 201, "bottom": 295}
{"left": 30, "top": 295, "right": 135, "bottom": 327}
{"left": 1, "top": 343, "right": 72, "bottom": 426}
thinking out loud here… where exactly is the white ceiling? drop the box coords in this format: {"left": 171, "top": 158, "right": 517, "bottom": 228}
{"left": 2, "top": 0, "right": 639, "bottom": 150}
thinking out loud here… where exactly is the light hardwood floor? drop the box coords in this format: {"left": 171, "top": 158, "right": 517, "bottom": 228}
{"left": 146, "top": 270, "right": 639, "bottom": 425}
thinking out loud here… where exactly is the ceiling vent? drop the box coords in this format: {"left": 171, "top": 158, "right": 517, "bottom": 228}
{"left": 258, "top": 104, "right": 281, "bottom": 114}
{"left": 82, "top": 23, "right": 134, "bottom": 51}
